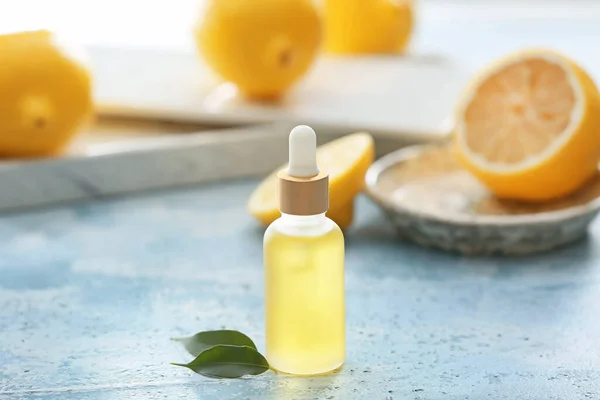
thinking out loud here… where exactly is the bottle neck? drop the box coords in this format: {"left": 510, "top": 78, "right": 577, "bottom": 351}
{"left": 280, "top": 212, "right": 327, "bottom": 226}
{"left": 275, "top": 212, "right": 332, "bottom": 237}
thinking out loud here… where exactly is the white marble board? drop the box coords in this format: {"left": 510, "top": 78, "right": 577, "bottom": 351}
{"left": 89, "top": 45, "right": 468, "bottom": 139}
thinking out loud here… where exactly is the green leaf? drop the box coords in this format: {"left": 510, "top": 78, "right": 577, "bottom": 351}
{"left": 171, "top": 345, "right": 269, "bottom": 379}
{"left": 172, "top": 330, "right": 257, "bottom": 357}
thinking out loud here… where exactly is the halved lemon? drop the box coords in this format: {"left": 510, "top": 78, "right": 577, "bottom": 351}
{"left": 248, "top": 132, "right": 374, "bottom": 228}
{"left": 454, "top": 49, "right": 600, "bottom": 201}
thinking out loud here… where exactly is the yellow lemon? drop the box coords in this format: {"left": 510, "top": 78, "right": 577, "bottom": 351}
{"left": 323, "top": 0, "right": 413, "bottom": 54}
{"left": 454, "top": 49, "right": 600, "bottom": 201}
{"left": 194, "top": 0, "right": 322, "bottom": 100}
{"left": 326, "top": 200, "right": 355, "bottom": 231}
{"left": 0, "top": 30, "right": 93, "bottom": 157}
{"left": 248, "top": 132, "right": 375, "bottom": 229}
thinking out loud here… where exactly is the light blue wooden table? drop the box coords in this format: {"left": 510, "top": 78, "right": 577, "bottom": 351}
{"left": 1, "top": 179, "right": 600, "bottom": 399}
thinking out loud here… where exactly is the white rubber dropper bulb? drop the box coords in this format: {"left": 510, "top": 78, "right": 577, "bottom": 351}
{"left": 286, "top": 125, "right": 319, "bottom": 178}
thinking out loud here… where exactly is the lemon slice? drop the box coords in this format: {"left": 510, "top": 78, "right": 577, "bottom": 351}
{"left": 454, "top": 49, "right": 600, "bottom": 201}
{"left": 248, "top": 132, "right": 374, "bottom": 228}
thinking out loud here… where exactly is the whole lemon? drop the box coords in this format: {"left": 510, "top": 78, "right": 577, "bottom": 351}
{"left": 324, "top": 0, "right": 413, "bottom": 54}
{"left": 194, "top": 0, "right": 322, "bottom": 99}
{"left": 0, "top": 30, "right": 93, "bottom": 157}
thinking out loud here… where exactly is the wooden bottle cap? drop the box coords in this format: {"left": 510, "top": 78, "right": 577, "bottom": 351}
{"left": 278, "top": 170, "right": 329, "bottom": 215}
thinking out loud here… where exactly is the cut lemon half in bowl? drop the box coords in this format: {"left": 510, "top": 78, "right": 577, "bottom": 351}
{"left": 248, "top": 132, "right": 375, "bottom": 228}
{"left": 454, "top": 49, "right": 600, "bottom": 202}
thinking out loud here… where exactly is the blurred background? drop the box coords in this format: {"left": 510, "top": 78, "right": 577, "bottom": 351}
{"left": 1, "top": 0, "right": 600, "bottom": 211}
{"left": 2, "top": 0, "right": 599, "bottom": 71}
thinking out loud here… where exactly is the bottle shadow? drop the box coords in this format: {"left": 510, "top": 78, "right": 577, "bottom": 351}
{"left": 263, "top": 366, "right": 346, "bottom": 400}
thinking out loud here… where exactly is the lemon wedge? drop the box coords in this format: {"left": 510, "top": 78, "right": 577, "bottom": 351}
{"left": 248, "top": 132, "right": 375, "bottom": 228}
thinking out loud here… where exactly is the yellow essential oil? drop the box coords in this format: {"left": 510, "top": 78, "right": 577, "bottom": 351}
{"left": 263, "top": 124, "right": 346, "bottom": 375}
{"left": 264, "top": 216, "right": 345, "bottom": 375}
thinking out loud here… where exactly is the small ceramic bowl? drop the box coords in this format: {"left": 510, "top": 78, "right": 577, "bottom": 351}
{"left": 364, "top": 144, "right": 600, "bottom": 255}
